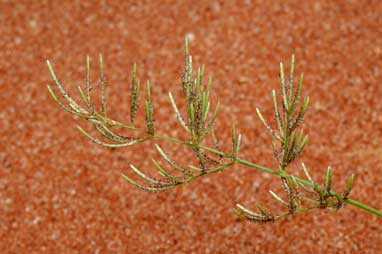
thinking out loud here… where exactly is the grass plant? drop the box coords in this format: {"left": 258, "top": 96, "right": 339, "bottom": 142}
{"left": 46, "top": 37, "right": 381, "bottom": 223}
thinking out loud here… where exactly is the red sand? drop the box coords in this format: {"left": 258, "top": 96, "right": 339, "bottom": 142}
{"left": 1, "top": 1, "right": 381, "bottom": 253}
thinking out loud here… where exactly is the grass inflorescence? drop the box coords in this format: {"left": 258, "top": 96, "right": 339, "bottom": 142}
{"left": 46, "top": 37, "right": 381, "bottom": 223}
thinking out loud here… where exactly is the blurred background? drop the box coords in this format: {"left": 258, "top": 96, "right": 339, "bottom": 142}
{"left": 0, "top": 1, "right": 381, "bottom": 253}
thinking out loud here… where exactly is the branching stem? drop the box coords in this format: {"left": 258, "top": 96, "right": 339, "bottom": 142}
{"left": 46, "top": 40, "right": 381, "bottom": 223}
{"left": 150, "top": 134, "right": 381, "bottom": 216}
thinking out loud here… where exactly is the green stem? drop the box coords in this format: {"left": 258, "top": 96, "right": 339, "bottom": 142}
{"left": 152, "top": 134, "right": 381, "bottom": 217}
{"left": 83, "top": 116, "right": 379, "bottom": 217}
{"left": 345, "top": 198, "right": 381, "bottom": 216}
{"left": 237, "top": 157, "right": 381, "bottom": 217}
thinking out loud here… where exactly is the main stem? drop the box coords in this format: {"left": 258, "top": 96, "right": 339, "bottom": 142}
{"left": 154, "top": 134, "right": 381, "bottom": 217}
{"left": 95, "top": 118, "right": 380, "bottom": 216}
{"left": 237, "top": 158, "right": 381, "bottom": 216}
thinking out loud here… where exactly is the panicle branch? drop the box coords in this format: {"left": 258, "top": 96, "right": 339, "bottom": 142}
{"left": 237, "top": 56, "right": 356, "bottom": 223}
{"left": 46, "top": 37, "right": 239, "bottom": 193}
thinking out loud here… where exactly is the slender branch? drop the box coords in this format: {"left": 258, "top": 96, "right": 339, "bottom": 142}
{"left": 149, "top": 134, "right": 381, "bottom": 216}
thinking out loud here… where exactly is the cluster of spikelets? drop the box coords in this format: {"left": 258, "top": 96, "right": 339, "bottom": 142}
{"left": 233, "top": 56, "right": 354, "bottom": 223}
{"left": 46, "top": 37, "right": 380, "bottom": 223}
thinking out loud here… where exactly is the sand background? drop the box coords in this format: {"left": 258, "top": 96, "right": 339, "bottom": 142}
{"left": 1, "top": 1, "right": 381, "bottom": 253}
